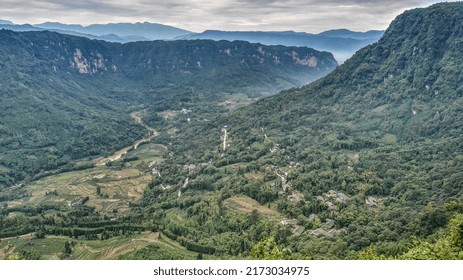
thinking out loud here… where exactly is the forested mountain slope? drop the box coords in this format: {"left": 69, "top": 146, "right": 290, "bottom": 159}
{"left": 0, "top": 30, "right": 337, "bottom": 188}
{"left": 141, "top": 2, "right": 463, "bottom": 259}
{"left": 2, "top": 2, "right": 462, "bottom": 261}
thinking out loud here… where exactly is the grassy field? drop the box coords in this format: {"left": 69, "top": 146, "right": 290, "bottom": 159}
{"left": 0, "top": 231, "right": 200, "bottom": 260}
{"left": 218, "top": 93, "right": 254, "bottom": 111}
{"left": 0, "top": 142, "right": 220, "bottom": 260}
{"left": 224, "top": 195, "right": 281, "bottom": 217}
{"left": 7, "top": 143, "right": 166, "bottom": 214}
{"left": 0, "top": 235, "right": 67, "bottom": 260}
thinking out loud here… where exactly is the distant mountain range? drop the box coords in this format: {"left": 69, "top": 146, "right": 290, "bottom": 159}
{"left": 177, "top": 29, "right": 384, "bottom": 62}
{"left": 0, "top": 21, "right": 193, "bottom": 42}
{"left": 0, "top": 20, "right": 383, "bottom": 62}
{"left": 0, "top": 19, "right": 13, "bottom": 25}
{"left": 34, "top": 22, "right": 193, "bottom": 41}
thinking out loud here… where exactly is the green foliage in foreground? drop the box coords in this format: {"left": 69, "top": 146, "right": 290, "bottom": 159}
{"left": 359, "top": 214, "right": 463, "bottom": 260}
{"left": 251, "top": 236, "right": 288, "bottom": 260}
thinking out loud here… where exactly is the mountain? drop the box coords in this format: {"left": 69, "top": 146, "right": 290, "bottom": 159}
{"left": 2, "top": 3, "right": 462, "bottom": 261}
{"left": 0, "top": 21, "right": 193, "bottom": 43}
{"left": 133, "top": 2, "right": 463, "bottom": 259}
{"left": 0, "top": 23, "right": 42, "bottom": 32}
{"left": 0, "top": 29, "right": 337, "bottom": 188}
{"left": 2, "top": 20, "right": 382, "bottom": 62}
{"left": 0, "top": 19, "right": 13, "bottom": 25}
{"left": 0, "top": 22, "right": 127, "bottom": 42}
{"left": 33, "top": 22, "right": 193, "bottom": 41}
{"left": 318, "top": 29, "right": 384, "bottom": 40}
{"left": 177, "top": 29, "right": 384, "bottom": 62}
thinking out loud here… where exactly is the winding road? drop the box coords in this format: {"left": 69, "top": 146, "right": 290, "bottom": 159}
{"left": 222, "top": 128, "right": 227, "bottom": 151}
{"left": 97, "top": 110, "right": 159, "bottom": 166}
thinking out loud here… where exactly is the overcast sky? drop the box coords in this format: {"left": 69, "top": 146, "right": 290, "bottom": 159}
{"left": 0, "top": 0, "right": 450, "bottom": 33}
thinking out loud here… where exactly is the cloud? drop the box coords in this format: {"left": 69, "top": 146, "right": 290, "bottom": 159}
{"left": 0, "top": 0, "right": 448, "bottom": 32}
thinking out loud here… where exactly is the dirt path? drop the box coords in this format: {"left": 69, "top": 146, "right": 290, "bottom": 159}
{"left": 275, "top": 170, "right": 289, "bottom": 191}
{"left": 0, "top": 233, "right": 35, "bottom": 241}
{"left": 223, "top": 128, "right": 227, "bottom": 151}
{"left": 178, "top": 177, "right": 189, "bottom": 198}
{"left": 261, "top": 127, "right": 268, "bottom": 139}
{"left": 97, "top": 111, "right": 159, "bottom": 166}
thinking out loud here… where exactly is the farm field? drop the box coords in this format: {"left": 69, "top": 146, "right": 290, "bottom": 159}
{"left": 0, "top": 231, "right": 203, "bottom": 260}
{"left": 7, "top": 143, "right": 166, "bottom": 215}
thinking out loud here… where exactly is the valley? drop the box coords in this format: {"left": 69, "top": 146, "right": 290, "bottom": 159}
{"left": 0, "top": 30, "right": 337, "bottom": 189}
{"left": 13, "top": 110, "right": 165, "bottom": 215}
{"left": 1, "top": 2, "right": 463, "bottom": 261}
{"left": 96, "top": 110, "right": 159, "bottom": 166}
{"left": 0, "top": 27, "right": 338, "bottom": 260}
{"left": 6, "top": 141, "right": 165, "bottom": 213}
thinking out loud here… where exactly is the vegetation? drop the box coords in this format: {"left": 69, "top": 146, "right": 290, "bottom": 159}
{"left": 359, "top": 214, "right": 463, "bottom": 260}
{"left": 0, "top": 30, "right": 336, "bottom": 188}
{"left": 251, "top": 236, "right": 288, "bottom": 260}
{"left": 1, "top": 3, "right": 463, "bottom": 260}
{"left": 130, "top": 2, "right": 463, "bottom": 259}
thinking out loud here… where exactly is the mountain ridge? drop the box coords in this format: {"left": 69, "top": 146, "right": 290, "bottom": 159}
{"left": 177, "top": 29, "right": 384, "bottom": 62}
{"left": 0, "top": 29, "right": 337, "bottom": 188}
{"left": 0, "top": 19, "right": 13, "bottom": 25}
{"left": 135, "top": 2, "right": 463, "bottom": 259}
{"left": 1, "top": 19, "right": 383, "bottom": 62}
{"left": 1, "top": 3, "right": 462, "bottom": 260}
{"left": 33, "top": 21, "right": 193, "bottom": 41}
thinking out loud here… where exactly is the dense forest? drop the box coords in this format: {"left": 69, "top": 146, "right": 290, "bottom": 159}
{"left": 0, "top": 31, "right": 336, "bottom": 188}
{"left": 133, "top": 2, "right": 463, "bottom": 259}
{"left": 1, "top": 3, "right": 462, "bottom": 260}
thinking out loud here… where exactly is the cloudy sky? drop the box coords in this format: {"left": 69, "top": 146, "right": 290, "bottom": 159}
{"left": 0, "top": 0, "right": 449, "bottom": 32}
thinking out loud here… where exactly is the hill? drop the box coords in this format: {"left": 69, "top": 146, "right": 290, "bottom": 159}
{"left": 1, "top": 21, "right": 193, "bottom": 42}
{"left": 134, "top": 2, "right": 463, "bottom": 259}
{"left": 2, "top": 3, "right": 462, "bottom": 261}
{"left": 0, "top": 19, "right": 13, "bottom": 25}
{"left": 177, "top": 29, "right": 384, "bottom": 62}
{"left": 0, "top": 30, "right": 337, "bottom": 188}
{"left": 33, "top": 22, "right": 193, "bottom": 41}
{"left": 2, "top": 20, "right": 382, "bottom": 62}
{"left": 318, "top": 29, "right": 383, "bottom": 40}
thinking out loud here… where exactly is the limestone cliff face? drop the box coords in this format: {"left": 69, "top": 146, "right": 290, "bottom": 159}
{"left": 0, "top": 29, "right": 338, "bottom": 187}
{"left": 0, "top": 29, "right": 337, "bottom": 82}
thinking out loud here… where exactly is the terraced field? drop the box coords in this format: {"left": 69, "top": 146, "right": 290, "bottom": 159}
{"left": 7, "top": 143, "right": 166, "bottom": 215}
{"left": 0, "top": 231, "right": 200, "bottom": 260}
{"left": 224, "top": 196, "right": 281, "bottom": 217}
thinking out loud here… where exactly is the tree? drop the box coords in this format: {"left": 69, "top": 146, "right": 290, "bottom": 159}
{"left": 398, "top": 237, "right": 457, "bottom": 260}
{"left": 251, "top": 236, "right": 284, "bottom": 260}
{"left": 249, "top": 209, "right": 260, "bottom": 225}
{"left": 358, "top": 245, "right": 386, "bottom": 260}
{"left": 400, "top": 214, "right": 463, "bottom": 260}
{"left": 64, "top": 241, "right": 72, "bottom": 255}
{"left": 448, "top": 214, "right": 463, "bottom": 250}
{"left": 7, "top": 254, "right": 21, "bottom": 260}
